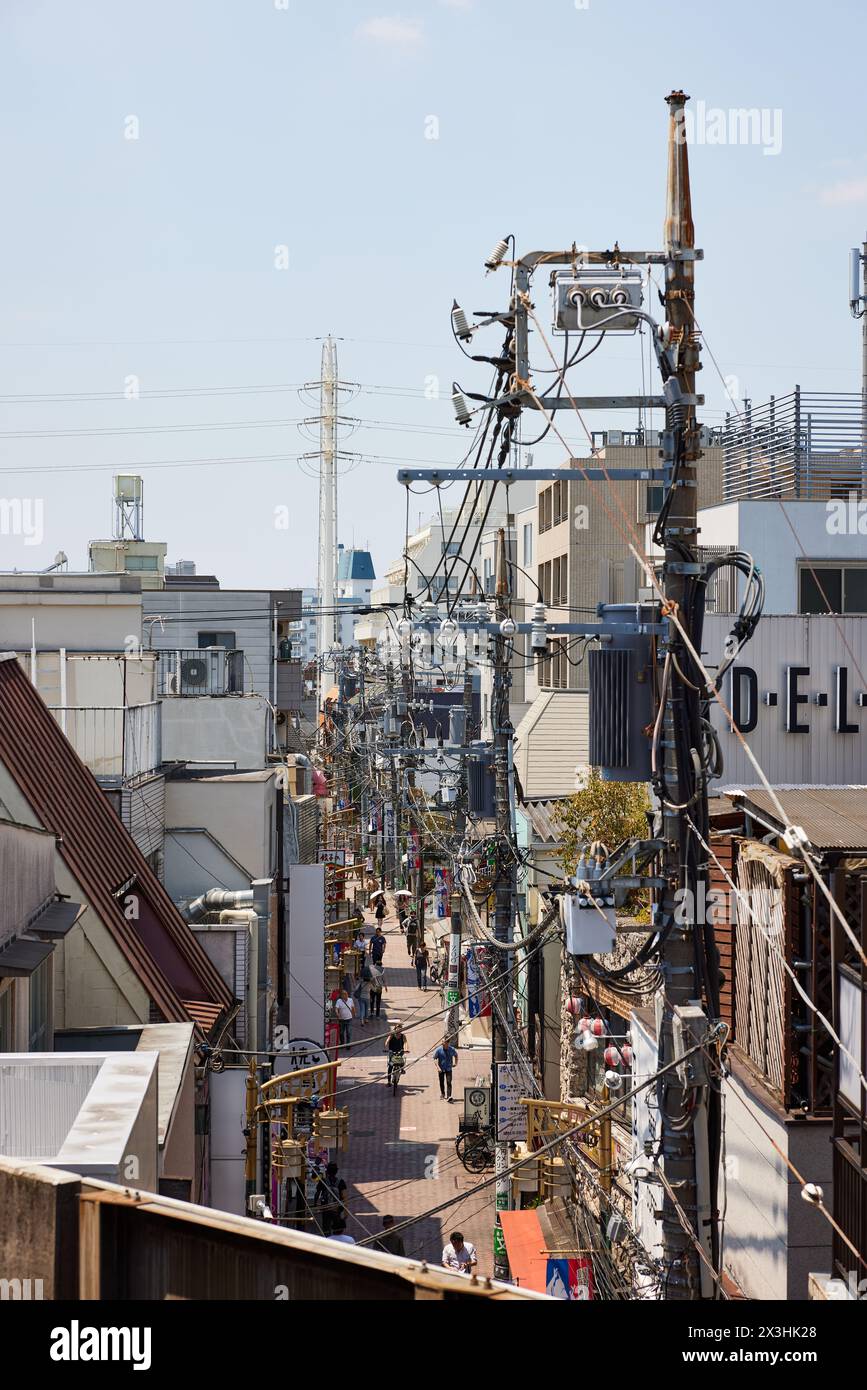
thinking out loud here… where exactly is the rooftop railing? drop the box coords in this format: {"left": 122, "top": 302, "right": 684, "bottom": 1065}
{"left": 723, "top": 389, "right": 867, "bottom": 501}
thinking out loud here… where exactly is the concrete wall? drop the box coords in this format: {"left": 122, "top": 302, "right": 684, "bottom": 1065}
{"left": 160, "top": 693, "right": 268, "bottom": 770}
{"left": 164, "top": 774, "right": 276, "bottom": 881}
{"left": 723, "top": 1058, "right": 832, "bottom": 1300}
{"left": 0, "top": 1159, "right": 80, "bottom": 1298}
{"left": 697, "top": 499, "right": 867, "bottom": 614}
{"left": 0, "top": 582, "right": 143, "bottom": 650}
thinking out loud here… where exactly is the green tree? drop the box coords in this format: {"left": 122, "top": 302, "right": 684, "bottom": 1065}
{"left": 553, "top": 769, "right": 649, "bottom": 877}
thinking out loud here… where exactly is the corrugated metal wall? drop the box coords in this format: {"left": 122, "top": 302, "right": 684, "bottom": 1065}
{"left": 121, "top": 774, "right": 166, "bottom": 862}
{"left": 705, "top": 615, "right": 867, "bottom": 787}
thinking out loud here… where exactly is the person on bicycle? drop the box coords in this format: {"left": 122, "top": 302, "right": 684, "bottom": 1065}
{"left": 433, "top": 1037, "right": 458, "bottom": 1100}
{"left": 384, "top": 1022, "right": 407, "bottom": 1085}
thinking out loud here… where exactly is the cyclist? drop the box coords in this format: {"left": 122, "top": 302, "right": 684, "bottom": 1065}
{"left": 384, "top": 1022, "right": 408, "bottom": 1087}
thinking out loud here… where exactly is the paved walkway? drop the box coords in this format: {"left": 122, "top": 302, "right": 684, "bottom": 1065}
{"left": 331, "top": 898, "right": 493, "bottom": 1275}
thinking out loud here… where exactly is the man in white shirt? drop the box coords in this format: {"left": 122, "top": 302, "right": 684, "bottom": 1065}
{"left": 442, "top": 1230, "right": 477, "bottom": 1274}
{"left": 328, "top": 1221, "right": 356, "bottom": 1244}
{"left": 335, "top": 989, "right": 356, "bottom": 1048}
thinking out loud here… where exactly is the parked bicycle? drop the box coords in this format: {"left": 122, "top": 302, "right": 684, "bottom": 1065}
{"left": 455, "top": 1124, "right": 495, "bottom": 1173}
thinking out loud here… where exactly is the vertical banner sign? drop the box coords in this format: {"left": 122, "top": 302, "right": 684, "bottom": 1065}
{"left": 466, "top": 944, "right": 480, "bottom": 1018}
{"left": 384, "top": 802, "right": 395, "bottom": 846}
{"left": 446, "top": 928, "right": 461, "bottom": 1007}
{"left": 495, "top": 1062, "right": 525, "bottom": 1142}
{"left": 494, "top": 1125, "right": 509, "bottom": 1260}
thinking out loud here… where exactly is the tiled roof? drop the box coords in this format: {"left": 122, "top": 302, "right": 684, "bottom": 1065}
{"left": 0, "top": 655, "right": 233, "bottom": 1028}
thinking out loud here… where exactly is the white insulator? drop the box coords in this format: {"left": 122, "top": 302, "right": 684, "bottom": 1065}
{"left": 484, "top": 237, "right": 509, "bottom": 270}
{"left": 438, "top": 617, "right": 458, "bottom": 646}
{"left": 451, "top": 301, "right": 472, "bottom": 341}
{"left": 452, "top": 384, "right": 471, "bottom": 427}
{"left": 610, "top": 286, "right": 629, "bottom": 306}
{"left": 589, "top": 287, "right": 609, "bottom": 308}
{"left": 530, "top": 599, "right": 547, "bottom": 651}
{"left": 499, "top": 617, "right": 516, "bottom": 637}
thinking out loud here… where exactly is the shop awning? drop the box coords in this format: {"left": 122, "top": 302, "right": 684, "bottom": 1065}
{"left": 500, "top": 1203, "right": 596, "bottom": 1300}
{"left": 498, "top": 1210, "right": 549, "bottom": 1294}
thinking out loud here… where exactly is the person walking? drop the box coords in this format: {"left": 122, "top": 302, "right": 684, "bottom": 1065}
{"left": 369, "top": 926, "right": 387, "bottom": 967}
{"left": 442, "top": 1231, "right": 477, "bottom": 1274}
{"left": 433, "top": 1037, "right": 458, "bottom": 1100}
{"left": 405, "top": 913, "right": 418, "bottom": 960}
{"left": 376, "top": 1215, "right": 406, "bottom": 1258}
{"left": 368, "top": 960, "right": 385, "bottom": 1019}
{"left": 414, "top": 942, "right": 430, "bottom": 991}
{"left": 335, "top": 989, "right": 355, "bottom": 1049}
{"left": 353, "top": 970, "right": 371, "bottom": 1026}
{"left": 374, "top": 896, "right": 386, "bottom": 929}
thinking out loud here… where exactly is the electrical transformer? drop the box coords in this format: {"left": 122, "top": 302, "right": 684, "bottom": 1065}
{"left": 588, "top": 603, "right": 655, "bottom": 782}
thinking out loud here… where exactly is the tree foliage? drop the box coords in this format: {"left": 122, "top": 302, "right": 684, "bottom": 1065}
{"left": 553, "top": 768, "right": 650, "bottom": 877}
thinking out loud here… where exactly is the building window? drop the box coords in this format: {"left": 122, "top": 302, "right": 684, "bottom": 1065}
{"left": 644, "top": 484, "right": 665, "bottom": 517}
{"left": 799, "top": 566, "right": 867, "bottom": 614}
{"left": 198, "top": 631, "right": 237, "bottom": 649}
{"left": 125, "top": 554, "right": 160, "bottom": 571}
{"left": 29, "top": 958, "right": 51, "bottom": 1051}
{"left": 522, "top": 523, "right": 533, "bottom": 568}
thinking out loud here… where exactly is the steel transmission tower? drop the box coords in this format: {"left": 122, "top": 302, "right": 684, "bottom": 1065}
{"left": 317, "top": 336, "right": 339, "bottom": 711}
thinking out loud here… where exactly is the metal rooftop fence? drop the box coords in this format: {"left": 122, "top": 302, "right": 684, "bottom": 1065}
{"left": 723, "top": 389, "right": 867, "bottom": 501}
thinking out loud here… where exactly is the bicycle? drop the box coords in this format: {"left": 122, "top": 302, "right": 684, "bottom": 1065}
{"left": 387, "top": 1051, "right": 405, "bottom": 1095}
{"left": 455, "top": 1124, "right": 495, "bottom": 1173}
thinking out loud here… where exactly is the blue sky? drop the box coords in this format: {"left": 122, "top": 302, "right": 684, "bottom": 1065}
{"left": 0, "top": 0, "right": 864, "bottom": 587}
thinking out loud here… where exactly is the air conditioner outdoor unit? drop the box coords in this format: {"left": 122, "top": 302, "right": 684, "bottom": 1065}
{"left": 177, "top": 648, "right": 226, "bottom": 696}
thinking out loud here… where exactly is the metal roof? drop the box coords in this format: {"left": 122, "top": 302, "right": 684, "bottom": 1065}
{"left": 0, "top": 656, "right": 233, "bottom": 1027}
{"left": 731, "top": 786, "right": 867, "bottom": 850}
{"left": 0, "top": 936, "right": 54, "bottom": 977}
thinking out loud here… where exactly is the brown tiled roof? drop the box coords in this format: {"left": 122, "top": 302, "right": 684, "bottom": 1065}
{"left": 0, "top": 656, "right": 233, "bottom": 1027}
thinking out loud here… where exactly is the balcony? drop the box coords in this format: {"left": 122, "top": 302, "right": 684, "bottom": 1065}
{"left": 156, "top": 647, "right": 245, "bottom": 697}
{"left": 48, "top": 702, "right": 162, "bottom": 785}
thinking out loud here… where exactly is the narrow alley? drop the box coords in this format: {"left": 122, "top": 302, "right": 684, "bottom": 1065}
{"left": 332, "top": 897, "right": 494, "bottom": 1277}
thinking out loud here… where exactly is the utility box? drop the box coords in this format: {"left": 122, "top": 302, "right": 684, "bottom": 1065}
{"left": 588, "top": 603, "right": 655, "bottom": 782}
{"left": 561, "top": 895, "right": 617, "bottom": 956}
{"left": 553, "top": 268, "right": 643, "bottom": 335}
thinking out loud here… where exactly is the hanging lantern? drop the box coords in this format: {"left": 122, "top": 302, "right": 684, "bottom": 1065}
{"left": 565, "top": 995, "right": 583, "bottom": 1017}
{"left": 576, "top": 1016, "right": 592, "bottom": 1033}
{"left": 620, "top": 1044, "right": 633, "bottom": 1067}
{"left": 580, "top": 1032, "right": 598, "bottom": 1053}
{"left": 603, "top": 1045, "right": 622, "bottom": 1068}
{"left": 590, "top": 1018, "right": 606, "bottom": 1037}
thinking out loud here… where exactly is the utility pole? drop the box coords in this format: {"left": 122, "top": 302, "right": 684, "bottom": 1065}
{"left": 317, "top": 336, "right": 338, "bottom": 714}
{"left": 491, "top": 526, "right": 515, "bottom": 1282}
{"left": 657, "top": 90, "right": 708, "bottom": 1299}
